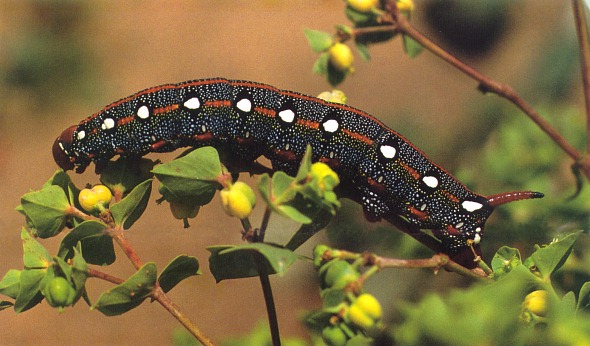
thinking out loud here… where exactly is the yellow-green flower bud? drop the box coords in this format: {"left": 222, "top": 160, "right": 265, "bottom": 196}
{"left": 397, "top": 0, "right": 414, "bottom": 13}
{"left": 347, "top": 0, "right": 379, "bottom": 13}
{"left": 322, "top": 324, "right": 348, "bottom": 346}
{"left": 347, "top": 293, "right": 382, "bottom": 330}
{"left": 46, "top": 276, "right": 75, "bottom": 308}
{"left": 317, "top": 90, "right": 348, "bottom": 104}
{"left": 328, "top": 43, "right": 354, "bottom": 72}
{"left": 78, "top": 185, "right": 112, "bottom": 213}
{"left": 522, "top": 290, "right": 549, "bottom": 317}
{"left": 220, "top": 181, "right": 256, "bottom": 219}
{"left": 310, "top": 162, "right": 340, "bottom": 191}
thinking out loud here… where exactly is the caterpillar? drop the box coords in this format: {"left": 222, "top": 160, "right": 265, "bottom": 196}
{"left": 53, "top": 78, "right": 542, "bottom": 264}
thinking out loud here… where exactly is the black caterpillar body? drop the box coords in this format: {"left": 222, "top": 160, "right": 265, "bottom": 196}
{"left": 53, "top": 78, "right": 542, "bottom": 263}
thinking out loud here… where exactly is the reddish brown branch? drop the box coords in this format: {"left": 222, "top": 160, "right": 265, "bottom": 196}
{"left": 151, "top": 286, "right": 214, "bottom": 346}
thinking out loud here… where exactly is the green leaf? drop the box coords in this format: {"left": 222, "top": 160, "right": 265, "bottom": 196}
{"left": 0, "top": 301, "right": 13, "bottom": 311}
{"left": 158, "top": 255, "right": 201, "bottom": 293}
{"left": 275, "top": 198, "right": 314, "bottom": 224}
{"left": 285, "top": 209, "right": 333, "bottom": 250}
{"left": 258, "top": 172, "right": 294, "bottom": 208}
{"left": 294, "top": 145, "right": 313, "bottom": 181}
{"left": 304, "top": 29, "right": 333, "bottom": 52}
{"left": 58, "top": 221, "right": 114, "bottom": 266}
{"left": 524, "top": 231, "right": 582, "bottom": 279}
{"left": 100, "top": 157, "right": 156, "bottom": 195}
{"left": 152, "top": 147, "right": 221, "bottom": 203}
{"left": 491, "top": 246, "right": 521, "bottom": 279}
{"left": 22, "top": 228, "right": 51, "bottom": 269}
{"left": 312, "top": 52, "right": 330, "bottom": 75}
{"left": 577, "top": 281, "right": 590, "bottom": 312}
{"left": 42, "top": 169, "right": 80, "bottom": 206}
{"left": 93, "top": 262, "right": 157, "bottom": 316}
{"left": 70, "top": 244, "right": 89, "bottom": 301}
{"left": 0, "top": 269, "right": 22, "bottom": 299}
{"left": 561, "top": 291, "right": 577, "bottom": 314}
{"left": 14, "top": 269, "right": 46, "bottom": 313}
{"left": 402, "top": 34, "right": 423, "bottom": 58}
{"left": 355, "top": 41, "right": 371, "bottom": 61}
{"left": 345, "top": 6, "right": 376, "bottom": 25}
{"left": 207, "top": 243, "right": 300, "bottom": 282}
{"left": 110, "top": 179, "right": 152, "bottom": 229}
{"left": 394, "top": 265, "right": 536, "bottom": 345}
{"left": 21, "top": 185, "right": 70, "bottom": 238}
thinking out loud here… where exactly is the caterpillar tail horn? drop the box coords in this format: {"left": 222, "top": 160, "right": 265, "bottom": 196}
{"left": 487, "top": 191, "right": 544, "bottom": 208}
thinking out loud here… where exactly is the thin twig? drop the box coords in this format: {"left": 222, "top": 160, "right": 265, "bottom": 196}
{"left": 572, "top": 0, "right": 590, "bottom": 153}
{"left": 254, "top": 254, "right": 281, "bottom": 346}
{"left": 104, "top": 226, "right": 214, "bottom": 345}
{"left": 243, "top": 211, "right": 282, "bottom": 345}
{"left": 109, "top": 228, "right": 144, "bottom": 270}
{"left": 151, "top": 286, "right": 215, "bottom": 346}
{"left": 87, "top": 268, "right": 124, "bottom": 284}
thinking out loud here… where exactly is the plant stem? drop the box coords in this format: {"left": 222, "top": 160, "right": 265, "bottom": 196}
{"left": 105, "top": 226, "right": 214, "bottom": 345}
{"left": 109, "top": 228, "right": 144, "bottom": 269}
{"left": 244, "top": 208, "right": 281, "bottom": 345}
{"left": 151, "top": 286, "right": 215, "bottom": 346}
{"left": 376, "top": 254, "right": 491, "bottom": 281}
{"left": 572, "top": 0, "right": 590, "bottom": 153}
{"left": 87, "top": 268, "right": 124, "bottom": 284}
{"left": 254, "top": 253, "right": 281, "bottom": 346}
{"left": 258, "top": 207, "right": 272, "bottom": 241}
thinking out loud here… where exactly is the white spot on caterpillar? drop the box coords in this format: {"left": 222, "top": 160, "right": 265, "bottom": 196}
{"left": 323, "top": 119, "right": 339, "bottom": 133}
{"left": 473, "top": 233, "right": 481, "bottom": 244}
{"left": 422, "top": 176, "right": 439, "bottom": 188}
{"left": 278, "top": 109, "right": 295, "bottom": 123}
{"left": 101, "top": 118, "right": 115, "bottom": 130}
{"left": 462, "top": 200, "right": 483, "bottom": 212}
{"left": 285, "top": 143, "right": 290, "bottom": 151}
{"left": 201, "top": 124, "right": 207, "bottom": 132}
{"left": 377, "top": 176, "right": 384, "bottom": 183}
{"left": 380, "top": 145, "right": 396, "bottom": 159}
{"left": 455, "top": 222, "right": 464, "bottom": 229}
{"left": 245, "top": 131, "right": 250, "bottom": 138}
{"left": 137, "top": 105, "right": 150, "bottom": 119}
{"left": 475, "top": 227, "right": 482, "bottom": 233}
{"left": 150, "top": 135, "right": 156, "bottom": 143}
{"left": 420, "top": 203, "right": 427, "bottom": 211}
{"left": 76, "top": 130, "right": 86, "bottom": 140}
{"left": 236, "top": 98, "right": 252, "bottom": 112}
{"left": 329, "top": 151, "right": 335, "bottom": 158}
{"left": 183, "top": 97, "right": 201, "bottom": 110}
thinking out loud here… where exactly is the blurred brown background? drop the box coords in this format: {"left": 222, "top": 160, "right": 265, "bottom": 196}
{"left": 0, "top": 1, "right": 576, "bottom": 344}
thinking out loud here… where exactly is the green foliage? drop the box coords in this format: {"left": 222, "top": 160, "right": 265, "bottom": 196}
{"left": 100, "top": 157, "right": 156, "bottom": 195}
{"left": 394, "top": 232, "right": 590, "bottom": 345}
{"left": 58, "top": 220, "right": 114, "bottom": 265}
{"left": 153, "top": 147, "right": 222, "bottom": 203}
{"left": 21, "top": 185, "right": 70, "bottom": 238}
{"left": 258, "top": 146, "right": 340, "bottom": 225}
{"left": 2, "top": 144, "right": 345, "bottom": 344}
{"left": 158, "top": 255, "right": 201, "bottom": 293}
{"left": 110, "top": 179, "right": 152, "bottom": 229}
{"left": 220, "top": 321, "right": 307, "bottom": 346}
{"left": 92, "top": 262, "right": 157, "bottom": 316}
{"left": 207, "top": 243, "right": 300, "bottom": 282}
